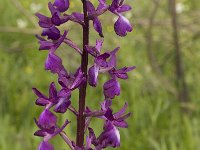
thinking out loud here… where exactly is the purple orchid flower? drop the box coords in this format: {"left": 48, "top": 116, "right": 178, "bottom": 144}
{"left": 86, "top": 41, "right": 120, "bottom": 87}
{"left": 35, "top": 119, "right": 70, "bottom": 150}
{"left": 109, "top": 0, "right": 133, "bottom": 36}
{"left": 87, "top": 101, "right": 130, "bottom": 149}
{"left": 88, "top": 121, "right": 120, "bottom": 149}
{"left": 103, "top": 101, "right": 131, "bottom": 128}
{"left": 32, "top": 82, "right": 58, "bottom": 107}
{"left": 33, "top": 82, "right": 71, "bottom": 114}
{"left": 114, "top": 15, "right": 133, "bottom": 37}
{"left": 97, "top": 121, "right": 121, "bottom": 149}
{"left": 36, "top": 30, "right": 68, "bottom": 52}
{"left": 84, "top": 100, "right": 131, "bottom": 149}
{"left": 36, "top": 2, "right": 69, "bottom": 28}
{"left": 58, "top": 67, "right": 86, "bottom": 91}
{"left": 103, "top": 66, "right": 135, "bottom": 99}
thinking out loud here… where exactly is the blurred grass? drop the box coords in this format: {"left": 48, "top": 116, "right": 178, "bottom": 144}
{"left": 0, "top": 0, "right": 200, "bottom": 150}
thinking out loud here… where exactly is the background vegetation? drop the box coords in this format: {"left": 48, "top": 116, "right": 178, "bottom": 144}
{"left": 0, "top": 0, "right": 200, "bottom": 149}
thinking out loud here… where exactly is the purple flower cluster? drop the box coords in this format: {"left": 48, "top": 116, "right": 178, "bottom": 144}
{"left": 33, "top": 0, "right": 135, "bottom": 149}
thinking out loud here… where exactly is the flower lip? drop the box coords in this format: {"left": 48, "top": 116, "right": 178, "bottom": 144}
{"left": 45, "top": 52, "right": 65, "bottom": 74}
{"left": 96, "top": 121, "right": 121, "bottom": 149}
{"left": 58, "top": 67, "right": 86, "bottom": 90}
{"left": 38, "top": 141, "right": 54, "bottom": 150}
{"left": 114, "top": 15, "right": 133, "bottom": 37}
{"left": 88, "top": 65, "right": 99, "bottom": 87}
{"left": 38, "top": 109, "right": 57, "bottom": 130}
{"left": 103, "top": 78, "right": 120, "bottom": 99}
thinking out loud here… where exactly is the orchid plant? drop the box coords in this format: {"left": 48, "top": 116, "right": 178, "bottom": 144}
{"left": 33, "top": 0, "right": 135, "bottom": 149}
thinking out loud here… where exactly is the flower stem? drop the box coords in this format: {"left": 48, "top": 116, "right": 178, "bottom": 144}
{"left": 60, "top": 132, "right": 74, "bottom": 150}
{"left": 76, "top": 0, "right": 89, "bottom": 147}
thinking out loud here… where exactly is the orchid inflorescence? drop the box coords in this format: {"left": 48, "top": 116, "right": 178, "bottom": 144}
{"left": 33, "top": 0, "right": 135, "bottom": 149}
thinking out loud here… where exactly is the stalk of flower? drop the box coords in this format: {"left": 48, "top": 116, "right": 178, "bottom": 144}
{"left": 33, "top": 0, "right": 135, "bottom": 149}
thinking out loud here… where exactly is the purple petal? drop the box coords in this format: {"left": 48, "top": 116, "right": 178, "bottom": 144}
{"left": 51, "top": 12, "right": 62, "bottom": 26}
{"left": 115, "top": 66, "right": 136, "bottom": 74}
{"left": 104, "top": 108, "right": 115, "bottom": 121}
{"left": 58, "top": 88, "right": 71, "bottom": 97}
{"left": 35, "top": 13, "right": 52, "bottom": 28}
{"left": 58, "top": 76, "right": 71, "bottom": 89}
{"left": 38, "top": 109, "right": 57, "bottom": 130}
{"left": 70, "top": 68, "right": 86, "bottom": 90}
{"left": 52, "top": 31, "right": 68, "bottom": 52}
{"left": 109, "top": 0, "right": 120, "bottom": 12}
{"left": 88, "top": 127, "right": 98, "bottom": 145}
{"left": 38, "top": 141, "right": 54, "bottom": 150}
{"left": 95, "top": 53, "right": 110, "bottom": 67}
{"left": 39, "top": 40, "right": 54, "bottom": 50}
{"left": 103, "top": 78, "right": 120, "bottom": 99}
{"left": 36, "top": 98, "right": 50, "bottom": 106}
{"left": 85, "top": 39, "right": 103, "bottom": 57}
{"left": 48, "top": 2, "right": 59, "bottom": 16}
{"left": 32, "top": 88, "right": 48, "bottom": 99}
{"left": 114, "top": 15, "right": 132, "bottom": 37}
{"left": 97, "top": 0, "right": 107, "bottom": 10}
{"left": 110, "top": 47, "right": 120, "bottom": 55}
{"left": 45, "top": 53, "right": 64, "bottom": 74}
{"left": 113, "top": 120, "right": 128, "bottom": 128}
{"left": 113, "top": 102, "right": 128, "bottom": 119}
{"left": 42, "top": 26, "right": 61, "bottom": 40}
{"left": 107, "top": 47, "right": 120, "bottom": 68}
{"left": 88, "top": 65, "right": 99, "bottom": 87}
{"left": 116, "top": 72, "right": 128, "bottom": 79}
{"left": 118, "top": 112, "right": 131, "bottom": 120}
{"left": 96, "top": 39, "right": 104, "bottom": 53}
{"left": 87, "top": 1, "right": 96, "bottom": 14}
{"left": 49, "top": 82, "right": 57, "bottom": 99}
{"left": 85, "top": 45, "right": 99, "bottom": 57}
{"left": 34, "top": 119, "right": 55, "bottom": 134}
{"left": 101, "top": 99, "right": 112, "bottom": 111}
{"left": 111, "top": 66, "right": 136, "bottom": 79}
{"left": 53, "top": 0, "right": 69, "bottom": 12}
{"left": 71, "top": 12, "right": 84, "bottom": 22}
{"left": 93, "top": 17, "right": 104, "bottom": 37}
{"left": 54, "top": 97, "right": 71, "bottom": 113}
{"left": 59, "top": 68, "right": 85, "bottom": 90}
{"left": 34, "top": 130, "right": 47, "bottom": 137}
{"left": 117, "top": 4, "right": 132, "bottom": 13}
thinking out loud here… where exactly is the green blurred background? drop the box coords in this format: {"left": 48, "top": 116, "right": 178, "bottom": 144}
{"left": 0, "top": 0, "right": 200, "bottom": 149}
